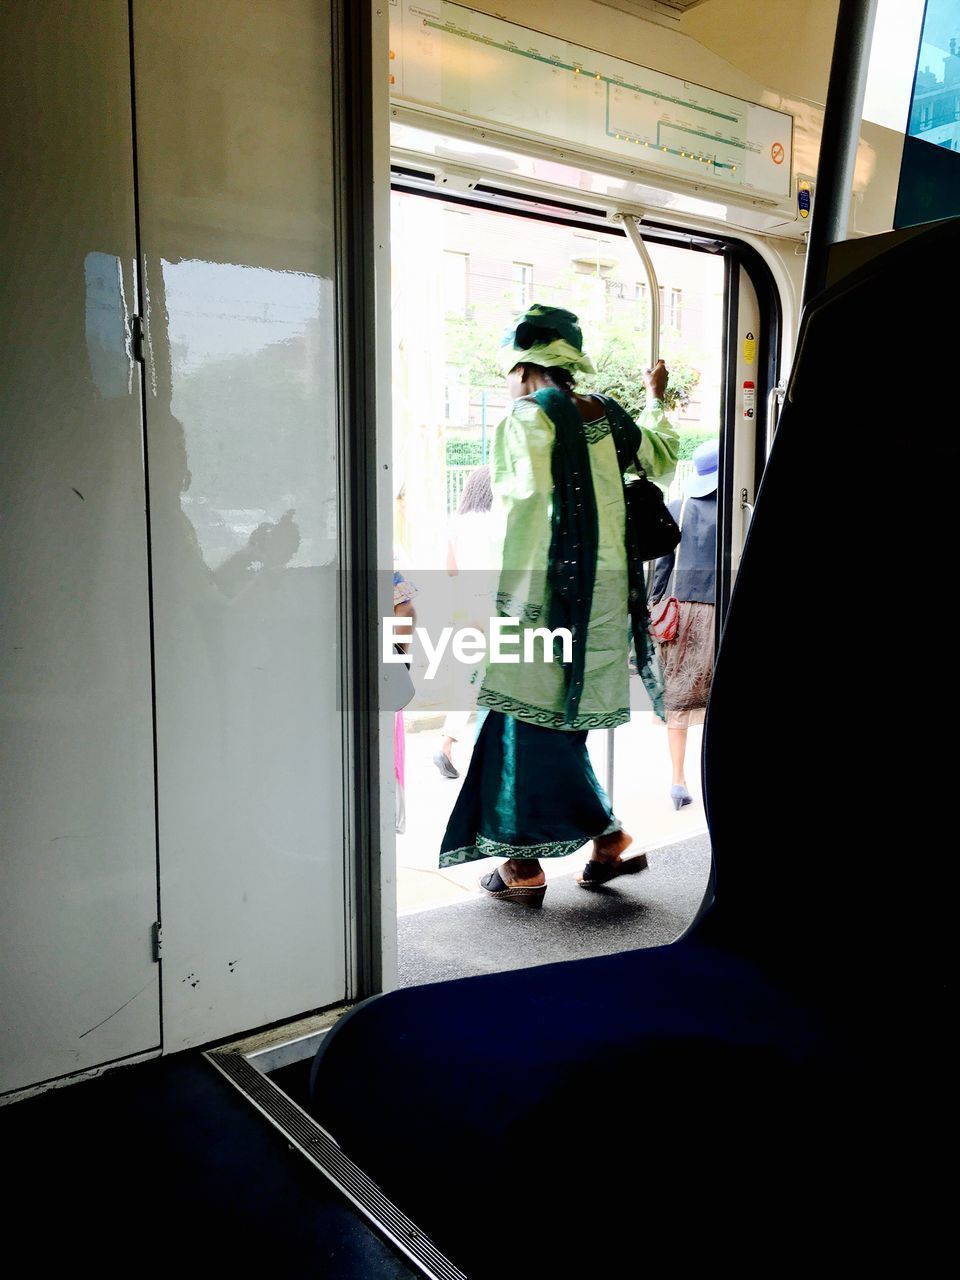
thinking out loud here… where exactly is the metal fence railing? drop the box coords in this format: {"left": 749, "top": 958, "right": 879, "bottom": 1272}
{"left": 446, "top": 465, "right": 475, "bottom": 514}
{"left": 666, "top": 459, "right": 695, "bottom": 505}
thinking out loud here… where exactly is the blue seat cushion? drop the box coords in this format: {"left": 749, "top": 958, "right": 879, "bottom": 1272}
{"left": 309, "top": 941, "right": 860, "bottom": 1275}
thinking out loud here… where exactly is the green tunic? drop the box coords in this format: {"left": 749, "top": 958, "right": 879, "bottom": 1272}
{"left": 478, "top": 395, "right": 679, "bottom": 731}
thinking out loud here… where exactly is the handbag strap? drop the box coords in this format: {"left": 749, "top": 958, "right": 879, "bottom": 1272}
{"left": 592, "top": 393, "right": 645, "bottom": 477}
{"left": 668, "top": 496, "right": 688, "bottom": 598}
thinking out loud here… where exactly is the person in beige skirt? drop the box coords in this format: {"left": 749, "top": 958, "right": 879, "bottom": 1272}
{"left": 649, "top": 439, "right": 718, "bottom": 810}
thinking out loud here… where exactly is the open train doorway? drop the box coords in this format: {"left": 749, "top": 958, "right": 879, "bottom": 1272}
{"left": 389, "top": 175, "right": 775, "bottom": 986}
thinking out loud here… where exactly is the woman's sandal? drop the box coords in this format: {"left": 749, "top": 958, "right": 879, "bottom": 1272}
{"left": 576, "top": 852, "right": 649, "bottom": 888}
{"left": 479, "top": 866, "right": 546, "bottom": 909}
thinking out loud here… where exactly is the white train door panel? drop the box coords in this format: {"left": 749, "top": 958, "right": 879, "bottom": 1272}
{"left": 0, "top": 2, "right": 161, "bottom": 1093}
{"left": 131, "top": 0, "right": 347, "bottom": 1048}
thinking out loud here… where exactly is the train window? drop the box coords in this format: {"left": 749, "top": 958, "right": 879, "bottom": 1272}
{"left": 512, "top": 261, "right": 534, "bottom": 308}
{"left": 895, "top": 0, "right": 960, "bottom": 226}
{"left": 442, "top": 250, "right": 471, "bottom": 316}
{"left": 669, "top": 287, "right": 683, "bottom": 332}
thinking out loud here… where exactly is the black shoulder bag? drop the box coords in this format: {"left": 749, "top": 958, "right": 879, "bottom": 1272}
{"left": 598, "top": 395, "right": 681, "bottom": 562}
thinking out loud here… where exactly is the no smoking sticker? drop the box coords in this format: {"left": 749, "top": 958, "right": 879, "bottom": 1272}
{"left": 771, "top": 141, "right": 785, "bottom": 165}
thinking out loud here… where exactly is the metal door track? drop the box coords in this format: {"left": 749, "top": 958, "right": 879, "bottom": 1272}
{"left": 205, "top": 1049, "right": 466, "bottom": 1280}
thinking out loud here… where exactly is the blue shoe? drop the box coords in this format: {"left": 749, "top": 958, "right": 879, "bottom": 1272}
{"left": 433, "top": 751, "right": 459, "bottom": 780}
{"left": 670, "top": 784, "right": 693, "bottom": 810}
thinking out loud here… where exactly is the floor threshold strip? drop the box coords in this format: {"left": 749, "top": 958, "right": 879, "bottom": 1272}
{"left": 205, "top": 1049, "right": 466, "bottom": 1280}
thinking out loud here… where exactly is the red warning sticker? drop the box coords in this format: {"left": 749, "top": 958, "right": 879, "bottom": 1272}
{"left": 743, "top": 380, "right": 756, "bottom": 419}
{"left": 771, "top": 142, "right": 785, "bottom": 165}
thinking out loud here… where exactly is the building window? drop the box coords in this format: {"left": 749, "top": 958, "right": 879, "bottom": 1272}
{"left": 669, "top": 289, "right": 683, "bottom": 331}
{"left": 443, "top": 251, "right": 469, "bottom": 316}
{"left": 634, "top": 281, "right": 646, "bottom": 329}
{"left": 512, "top": 262, "right": 533, "bottom": 308}
{"left": 444, "top": 364, "right": 470, "bottom": 423}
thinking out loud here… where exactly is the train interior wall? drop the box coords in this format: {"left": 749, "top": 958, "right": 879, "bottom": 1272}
{"left": 2, "top": 0, "right": 920, "bottom": 1099}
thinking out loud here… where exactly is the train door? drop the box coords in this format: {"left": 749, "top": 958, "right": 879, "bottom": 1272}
{"left": 388, "top": 161, "right": 781, "bottom": 981}
{"left": 0, "top": 2, "right": 162, "bottom": 1093}
{"left": 1, "top": 0, "right": 368, "bottom": 1097}
{"left": 380, "top": 0, "right": 802, "bottom": 987}
{"left": 131, "top": 0, "right": 350, "bottom": 1050}
{"left": 720, "top": 254, "right": 783, "bottom": 616}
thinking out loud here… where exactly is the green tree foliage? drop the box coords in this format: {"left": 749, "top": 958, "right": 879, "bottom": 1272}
{"left": 444, "top": 313, "right": 503, "bottom": 389}
{"left": 446, "top": 439, "right": 485, "bottom": 466}
{"left": 675, "top": 428, "right": 718, "bottom": 461}
{"left": 445, "top": 310, "right": 701, "bottom": 419}
{"left": 579, "top": 332, "right": 700, "bottom": 420}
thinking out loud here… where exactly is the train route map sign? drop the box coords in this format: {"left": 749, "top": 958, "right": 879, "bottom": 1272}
{"left": 390, "top": 0, "right": 793, "bottom": 202}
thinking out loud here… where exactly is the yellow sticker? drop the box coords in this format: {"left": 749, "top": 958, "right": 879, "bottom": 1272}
{"left": 743, "top": 331, "right": 757, "bottom": 365}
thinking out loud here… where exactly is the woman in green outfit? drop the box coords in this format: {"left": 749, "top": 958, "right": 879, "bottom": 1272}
{"left": 438, "top": 304, "right": 679, "bottom": 906}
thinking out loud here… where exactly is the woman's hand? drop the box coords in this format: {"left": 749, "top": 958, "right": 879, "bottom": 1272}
{"left": 643, "top": 359, "right": 668, "bottom": 402}
{"left": 248, "top": 508, "right": 300, "bottom": 567}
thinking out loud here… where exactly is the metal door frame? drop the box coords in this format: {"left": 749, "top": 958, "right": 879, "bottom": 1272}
{"left": 335, "top": 0, "right": 387, "bottom": 1000}
{"left": 717, "top": 242, "right": 783, "bottom": 638}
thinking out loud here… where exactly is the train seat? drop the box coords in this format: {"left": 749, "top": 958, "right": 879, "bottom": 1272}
{"left": 308, "top": 214, "right": 957, "bottom": 1276}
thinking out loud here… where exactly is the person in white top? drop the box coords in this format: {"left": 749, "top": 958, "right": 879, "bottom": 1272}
{"left": 434, "top": 465, "right": 494, "bottom": 779}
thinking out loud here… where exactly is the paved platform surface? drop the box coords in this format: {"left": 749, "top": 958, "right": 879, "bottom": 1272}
{"left": 398, "top": 831, "right": 712, "bottom": 987}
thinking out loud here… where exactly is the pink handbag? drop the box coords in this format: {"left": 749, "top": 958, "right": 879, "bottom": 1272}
{"left": 649, "top": 594, "right": 680, "bottom": 644}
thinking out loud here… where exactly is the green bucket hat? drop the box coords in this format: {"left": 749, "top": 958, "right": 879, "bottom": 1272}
{"left": 498, "top": 304, "right": 595, "bottom": 376}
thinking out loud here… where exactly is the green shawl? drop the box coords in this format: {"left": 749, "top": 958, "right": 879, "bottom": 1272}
{"left": 538, "top": 388, "right": 665, "bottom": 725}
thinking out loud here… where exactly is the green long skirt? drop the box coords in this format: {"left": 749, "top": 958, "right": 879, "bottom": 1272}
{"left": 438, "top": 711, "right": 618, "bottom": 868}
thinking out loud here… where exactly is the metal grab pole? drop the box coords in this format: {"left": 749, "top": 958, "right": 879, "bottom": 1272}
{"left": 609, "top": 213, "right": 663, "bottom": 801}
{"left": 800, "top": 0, "right": 878, "bottom": 309}
{"left": 622, "top": 214, "right": 661, "bottom": 368}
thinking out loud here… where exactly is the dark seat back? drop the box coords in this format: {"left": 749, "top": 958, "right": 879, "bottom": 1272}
{"left": 700, "top": 215, "right": 959, "bottom": 1017}
{"left": 305, "top": 220, "right": 957, "bottom": 1277}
